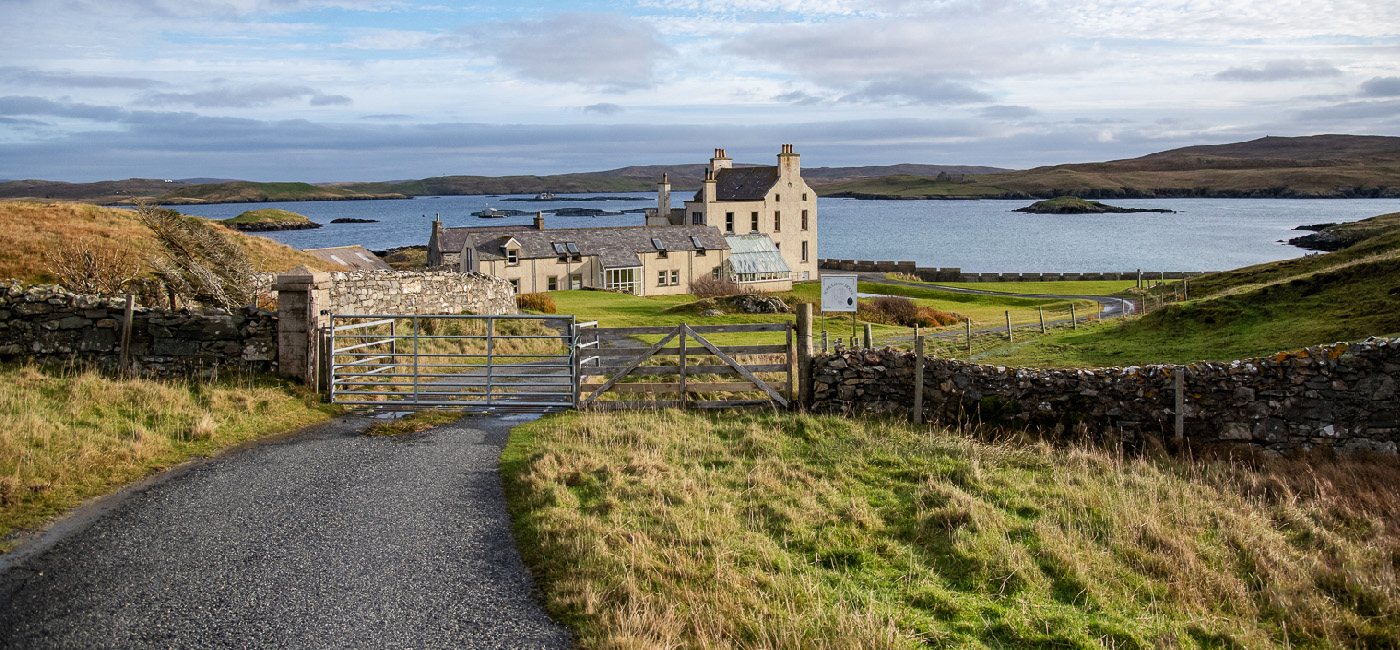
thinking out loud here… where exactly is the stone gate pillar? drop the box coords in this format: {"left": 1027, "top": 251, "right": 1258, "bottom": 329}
{"left": 273, "top": 266, "right": 331, "bottom": 384}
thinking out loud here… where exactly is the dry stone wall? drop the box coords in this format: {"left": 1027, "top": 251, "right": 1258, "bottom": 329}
{"left": 324, "top": 270, "right": 517, "bottom": 316}
{"left": 810, "top": 339, "right": 1400, "bottom": 455}
{"left": 0, "top": 281, "right": 277, "bottom": 377}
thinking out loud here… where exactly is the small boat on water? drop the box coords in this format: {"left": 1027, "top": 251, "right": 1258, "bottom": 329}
{"left": 475, "top": 207, "right": 506, "bottom": 218}
{"left": 534, "top": 192, "right": 556, "bottom": 200}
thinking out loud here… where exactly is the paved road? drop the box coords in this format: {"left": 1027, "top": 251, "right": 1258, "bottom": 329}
{"left": 0, "top": 414, "right": 571, "bottom": 650}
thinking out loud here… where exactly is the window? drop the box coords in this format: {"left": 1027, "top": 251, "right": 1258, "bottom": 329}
{"left": 670, "top": 270, "right": 679, "bottom": 285}
{"left": 801, "top": 241, "right": 808, "bottom": 262}
{"left": 604, "top": 268, "right": 639, "bottom": 295}
{"left": 691, "top": 211, "right": 703, "bottom": 225}
{"left": 552, "top": 243, "right": 567, "bottom": 262}
{"left": 775, "top": 194, "right": 780, "bottom": 202}
{"left": 565, "top": 242, "right": 581, "bottom": 262}
{"left": 775, "top": 242, "right": 780, "bottom": 250}
{"left": 802, "top": 193, "right": 808, "bottom": 201}
{"left": 712, "top": 267, "right": 721, "bottom": 280}
{"left": 570, "top": 274, "right": 582, "bottom": 290}
{"left": 774, "top": 211, "right": 781, "bottom": 232}
{"left": 652, "top": 237, "right": 667, "bottom": 259}
{"left": 750, "top": 212, "right": 759, "bottom": 232}
{"left": 547, "top": 276, "right": 558, "bottom": 291}
{"left": 508, "top": 278, "right": 519, "bottom": 293}
{"left": 725, "top": 212, "right": 734, "bottom": 232}
{"left": 801, "top": 209, "right": 809, "bottom": 231}
{"left": 505, "top": 248, "right": 519, "bottom": 265}
{"left": 691, "top": 235, "right": 706, "bottom": 255}
{"left": 658, "top": 270, "right": 668, "bottom": 286}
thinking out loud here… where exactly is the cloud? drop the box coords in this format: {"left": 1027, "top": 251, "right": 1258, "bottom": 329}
{"left": 979, "top": 105, "right": 1037, "bottom": 120}
{"left": 582, "top": 103, "right": 625, "bottom": 115}
{"left": 361, "top": 113, "right": 411, "bottom": 120}
{"left": 841, "top": 76, "right": 992, "bottom": 106}
{"left": 1214, "top": 60, "right": 1341, "bottom": 82}
{"left": 443, "top": 13, "right": 675, "bottom": 91}
{"left": 140, "top": 84, "right": 351, "bottom": 108}
{"left": 1295, "top": 99, "right": 1400, "bottom": 122}
{"left": 0, "top": 96, "right": 129, "bottom": 122}
{"left": 0, "top": 67, "right": 165, "bottom": 90}
{"left": 1359, "top": 76, "right": 1400, "bottom": 98}
{"left": 310, "top": 94, "right": 352, "bottom": 106}
{"left": 772, "top": 90, "right": 826, "bottom": 105}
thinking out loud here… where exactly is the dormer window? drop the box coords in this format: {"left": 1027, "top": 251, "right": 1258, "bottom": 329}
{"left": 505, "top": 248, "right": 519, "bottom": 265}
{"left": 552, "top": 242, "right": 568, "bottom": 262}
{"left": 652, "top": 237, "right": 668, "bottom": 258}
{"left": 565, "top": 242, "right": 581, "bottom": 261}
{"left": 691, "top": 235, "right": 706, "bottom": 256}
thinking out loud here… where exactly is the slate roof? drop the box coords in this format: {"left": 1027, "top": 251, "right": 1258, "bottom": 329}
{"left": 464, "top": 225, "right": 730, "bottom": 269}
{"left": 438, "top": 224, "right": 534, "bottom": 255}
{"left": 692, "top": 166, "right": 780, "bottom": 203}
{"left": 301, "top": 245, "right": 393, "bottom": 271}
{"left": 724, "top": 234, "right": 790, "bottom": 275}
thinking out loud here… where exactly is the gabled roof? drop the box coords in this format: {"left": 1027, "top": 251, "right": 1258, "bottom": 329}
{"left": 693, "top": 166, "right": 780, "bottom": 203}
{"left": 300, "top": 245, "right": 393, "bottom": 271}
{"left": 465, "top": 225, "right": 730, "bottom": 270}
{"left": 724, "top": 234, "right": 790, "bottom": 275}
{"left": 437, "top": 224, "right": 533, "bottom": 255}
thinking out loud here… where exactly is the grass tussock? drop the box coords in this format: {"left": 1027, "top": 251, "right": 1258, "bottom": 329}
{"left": 518, "top": 292, "right": 558, "bottom": 314}
{"left": 858, "top": 295, "right": 964, "bottom": 327}
{"left": 0, "top": 363, "right": 338, "bottom": 546}
{"left": 362, "top": 409, "right": 462, "bottom": 436}
{"left": 504, "top": 409, "right": 1400, "bottom": 649}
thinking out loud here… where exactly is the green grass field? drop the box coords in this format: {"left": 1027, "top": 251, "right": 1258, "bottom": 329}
{"left": 915, "top": 279, "right": 1139, "bottom": 296}
{"left": 504, "top": 409, "right": 1400, "bottom": 649}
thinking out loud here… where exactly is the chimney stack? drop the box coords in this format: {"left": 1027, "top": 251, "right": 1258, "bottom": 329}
{"left": 533, "top": 211, "right": 544, "bottom": 230}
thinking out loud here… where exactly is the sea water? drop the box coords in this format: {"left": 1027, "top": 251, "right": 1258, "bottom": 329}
{"left": 168, "top": 195, "right": 1400, "bottom": 273}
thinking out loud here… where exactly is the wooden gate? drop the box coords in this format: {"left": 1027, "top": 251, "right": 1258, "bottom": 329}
{"left": 577, "top": 322, "right": 793, "bottom": 410}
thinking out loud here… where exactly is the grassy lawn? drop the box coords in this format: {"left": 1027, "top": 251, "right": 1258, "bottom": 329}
{"left": 504, "top": 409, "right": 1400, "bottom": 649}
{"left": 0, "top": 364, "right": 339, "bottom": 548}
{"left": 913, "top": 279, "right": 1139, "bottom": 296}
{"left": 859, "top": 282, "right": 1100, "bottom": 327}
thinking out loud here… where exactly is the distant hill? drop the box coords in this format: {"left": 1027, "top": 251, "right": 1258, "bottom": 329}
{"left": 342, "top": 175, "right": 663, "bottom": 197}
{"left": 0, "top": 178, "right": 193, "bottom": 204}
{"left": 820, "top": 135, "right": 1400, "bottom": 199}
{"left": 150, "top": 182, "right": 408, "bottom": 205}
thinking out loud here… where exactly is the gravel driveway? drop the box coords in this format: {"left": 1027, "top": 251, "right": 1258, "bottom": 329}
{"left": 0, "top": 414, "right": 571, "bottom": 649}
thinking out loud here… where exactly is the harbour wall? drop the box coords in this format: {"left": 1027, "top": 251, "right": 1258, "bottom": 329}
{"left": 817, "top": 259, "right": 1204, "bottom": 283}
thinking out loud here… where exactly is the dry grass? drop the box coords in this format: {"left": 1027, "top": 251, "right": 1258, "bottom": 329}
{"left": 504, "top": 410, "right": 1400, "bottom": 649}
{"left": 362, "top": 409, "right": 462, "bottom": 436}
{"left": 0, "top": 201, "right": 343, "bottom": 284}
{"left": 0, "top": 363, "right": 338, "bottom": 547}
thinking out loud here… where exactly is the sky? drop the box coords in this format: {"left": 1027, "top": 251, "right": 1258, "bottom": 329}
{"left": 1, "top": 0, "right": 1398, "bottom": 182}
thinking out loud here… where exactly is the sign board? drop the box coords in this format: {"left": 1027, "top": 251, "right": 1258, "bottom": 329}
{"left": 820, "top": 274, "right": 858, "bottom": 312}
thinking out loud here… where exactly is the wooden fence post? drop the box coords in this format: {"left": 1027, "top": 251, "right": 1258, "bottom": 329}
{"left": 1174, "top": 365, "right": 1185, "bottom": 440}
{"left": 119, "top": 294, "right": 134, "bottom": 374}
{"left": 797, "top": 304, "right": 813, "bottom": 411}
{"left": 913, "top": 336, "right": 925, "bottom": 424}
{"left": 1005, "top": 310, "right": 1013, "bottom": 342}
{"left": 680, "top": 323, "right": 688, "bottom": 410}
{"left": 965, "top": 318, "right": 972, "bottom": 354}
{"left": 1039, "top": 307, "right": 1045, "bottom": 333}
{"left": 1070, "top": 304, "right": 1077, "bottom": 330}
{"left": 863, "top": 323, "right": 872, "bottom": 349}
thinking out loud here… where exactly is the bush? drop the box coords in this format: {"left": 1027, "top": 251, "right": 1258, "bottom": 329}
{"left": 858, "top": 296, "right": 963, "bottom": 327}
{"left": 517, "top": 292, "right": 557, "bottom": 314}
{"left": 690, "top": 276, "right": 751, "bottom": 299}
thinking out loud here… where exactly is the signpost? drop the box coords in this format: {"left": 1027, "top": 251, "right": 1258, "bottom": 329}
{"left": 821, "top": 274, "right": 859, "bottom": 347}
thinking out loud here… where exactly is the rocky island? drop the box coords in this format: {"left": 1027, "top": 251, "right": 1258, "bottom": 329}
{"left": 1288, "top": 212, "right": 1400, "bottom": 251}
{"left": 330, "top": 217, "right": 379, "bottom": 224}
{"left": 221, "top": 208, "right": 321, "bottom": 231}
{"left": 1014, "top": 196, "right": 1176, "bottom": 214}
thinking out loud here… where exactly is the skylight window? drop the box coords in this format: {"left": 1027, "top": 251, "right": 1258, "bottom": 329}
{"left": 652, "top": 238, "right": 666, "bottom": 251}
{"left": 565, "top": 242, "right": 579, "bottom": 254}
{"left": 690, "top": 236, "right": 704, "bottom": 249}
{"left": 552, "top": 243, "right": 567, "bottom": 255}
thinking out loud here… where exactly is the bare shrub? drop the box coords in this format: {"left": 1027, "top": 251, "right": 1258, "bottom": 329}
{"left": 136, "top": 200, "right": 258, "bottom": 311}
{"left": 690, "top": 276, "right": 751, "bottom": 299}
{"left": 43, "top": 236, "right": 140, "bottom": 296}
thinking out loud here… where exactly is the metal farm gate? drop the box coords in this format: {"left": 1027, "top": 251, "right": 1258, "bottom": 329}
{"left": 577, "top": 322, "right": 794, "bottom": 410}
{"left": 329, "top": 314, "right": 591, "bottom": 412}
